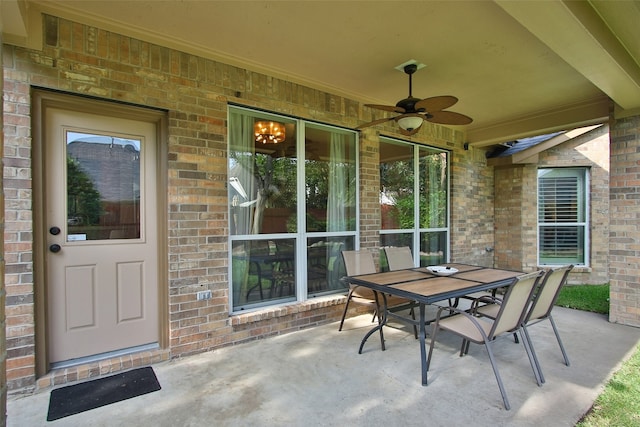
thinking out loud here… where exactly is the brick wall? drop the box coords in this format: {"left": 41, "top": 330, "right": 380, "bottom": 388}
{"left": 494, "top": 165, "right": 526, "bottom": 271}
{"left": 450, "top": 146, "right": 495, "bottom": 266}
{"left": 2, "top": 15, "right": 468, "bottom": 392}
{"left": 358, "top": 129, "right": 381, "bottom": 256}
{"left": 537, "top": 125, "right": 610, "bottom": 284}
{"left": 493, "top": 125, "right": 611, "bottom": 283}
{"left": 3, "top": 45, "right": 40, "bottom": 392}
{"left": 493, "top": 163, "right": 539, "bottom": 273}
{"left": 609, "top": 115, "right": 640, "bottom": 327}
{"left": 1, "top": 28, "right": 7, "bottom": 426}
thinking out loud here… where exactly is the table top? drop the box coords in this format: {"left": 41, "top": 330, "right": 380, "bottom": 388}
{"left": 348, "top": 263, "right": 523, "bottom": 305}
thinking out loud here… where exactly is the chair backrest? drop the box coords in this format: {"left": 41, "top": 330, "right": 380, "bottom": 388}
{"left": 490, "top": 271, "right": 544, "bottom": 337}
{"left": 526, "top": 265, "right": 574, "bottom": 322}
{"left": 341, "top": 250, "right": 377, "bottom": 276}
{"left": 384, "top": 246, "right": 415, "bottom": 271}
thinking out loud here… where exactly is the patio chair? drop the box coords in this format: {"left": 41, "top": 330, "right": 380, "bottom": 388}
{"left": 338, "top": 250, "right": 415, "bottom": 332}
{"left": 384, "top": 246, "right": 415, "bottom": 270}
{"left": 426, "top": 270, "right": 545, "bottom": 410}
{"left": 520, "top": 264, "right": 574, "bottom": 383}
{"left": 382, "top": 246, "right": 418, "bottom": 337}
{"left": 473, "top": 265, "right": 573, "bottom": 383}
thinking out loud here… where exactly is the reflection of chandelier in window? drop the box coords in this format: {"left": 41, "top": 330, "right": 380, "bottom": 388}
{"left": 254, "top": 121, "right": 285, "bottom": 144}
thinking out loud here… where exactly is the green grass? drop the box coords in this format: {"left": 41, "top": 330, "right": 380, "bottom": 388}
{"left": 555, "top": 284, "right": 610, "bottom": 314}
{"left": 555, "top": 284, "right": 640, "bottom": 427}
{"left": 576, "top": 345, "right": 640, "bottom": 427}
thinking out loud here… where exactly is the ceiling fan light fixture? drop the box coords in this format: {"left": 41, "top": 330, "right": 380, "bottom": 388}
{"left": 358, "top": 63, "right": 472, "bottom": 132}
{"left": 397, "top": 116, "right": 424, "bottom": 131}
{"left": 254, "top": 121, "right": 286, "bottom": 144}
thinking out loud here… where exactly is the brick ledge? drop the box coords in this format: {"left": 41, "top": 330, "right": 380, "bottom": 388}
{"left": 229, "top": 295, "right": 347, "bottom": 326}
{"left": 32, "top": 348, "right": 171, "bottom": 393}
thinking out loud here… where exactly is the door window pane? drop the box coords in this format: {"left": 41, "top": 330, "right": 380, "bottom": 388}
{"left": 66, "top": 131, "right": 141, "bottom": 241}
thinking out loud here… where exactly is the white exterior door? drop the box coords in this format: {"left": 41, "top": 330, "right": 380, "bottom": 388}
{"left": 45, "top": 106, "right": 159, "bottom": 364}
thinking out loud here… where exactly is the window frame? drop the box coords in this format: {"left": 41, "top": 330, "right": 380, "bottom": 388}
{"left": 378, "top": 136, "right": 450, "bottom": 269}
{"left": 227, "top": 105, "right": 358, "bottom": 313}
{"left": 537, "top": 167, "right": 590, "bottom": 266}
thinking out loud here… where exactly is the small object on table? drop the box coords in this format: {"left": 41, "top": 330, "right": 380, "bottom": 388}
{"left": 426, "top": 266, "right": 459, "bottom": 276}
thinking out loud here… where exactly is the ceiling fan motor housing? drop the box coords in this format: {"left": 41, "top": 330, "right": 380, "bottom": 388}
{"left": 396, "top": 96, "right": 430, "bottom": 115}
{"left": 356, "top": 62, "right": 472, "bottom": 132}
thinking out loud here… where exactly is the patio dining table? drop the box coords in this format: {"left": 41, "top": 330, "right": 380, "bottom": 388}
{"left": 347, "top": 263, "right": 524, "bottom": 385}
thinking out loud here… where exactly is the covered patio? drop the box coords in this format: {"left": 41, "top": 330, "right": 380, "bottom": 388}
{"left": 2, "top": 1, "right": 640, "bottom": 423}
{"left": 8, "top": 307, "right": 640, "bottom": 426}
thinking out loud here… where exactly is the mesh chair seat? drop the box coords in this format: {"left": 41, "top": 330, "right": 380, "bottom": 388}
{"left": 384, "top": 246, "right": 415, "bottom": 270}
{"left": 473, "top": 264, "right": 574, "bottom": 384}
{"left": 427, "top": 270, "right": 545, "bottom": 410}
{"left": 339, "top": 250, "right": 415, "bottom": 334}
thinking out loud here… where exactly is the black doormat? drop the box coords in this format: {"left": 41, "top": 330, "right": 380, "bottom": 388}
{"left": 47, "top": 366, "right": 161, "bottom": 421}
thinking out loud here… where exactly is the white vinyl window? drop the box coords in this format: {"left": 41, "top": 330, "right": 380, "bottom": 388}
{"left": 537, "top": 168, "right": 588, "bottom": 265}
{"left": 228, "top": 106, "right": 357, "bottom": 312}
{"left": 379, "top": 137, "right": 449, "bottom": 269}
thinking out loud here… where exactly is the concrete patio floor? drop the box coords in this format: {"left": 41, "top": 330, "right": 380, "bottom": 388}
{"left": 7, "top": 306, "right": 640, "bottom": 427}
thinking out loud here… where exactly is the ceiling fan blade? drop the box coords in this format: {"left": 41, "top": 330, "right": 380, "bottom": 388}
{"left": 425, "top": 110, "right": 473, "bottom": 125}
{"left": 414, "top": 96, "right": 458, "bottom": 113}
{"left": 356, "top": 116, "right": 396, "bottom": 129}
{"left": 364, "top": 104, "right": 406, "bottom": 114}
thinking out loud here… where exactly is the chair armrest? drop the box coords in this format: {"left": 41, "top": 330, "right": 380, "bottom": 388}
{"left": 434, "top": 305, "right": 492, "bottom": 342}
{"left": 469, "top": 295, "right": 503, "bottom": 315}
{"left": 435, "top": 305, "right": 468, "bottom": 317}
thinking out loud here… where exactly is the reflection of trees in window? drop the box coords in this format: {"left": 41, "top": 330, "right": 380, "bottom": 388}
{"left": 230, "top": 151, "right": 296, "bottom": 234}
{"left": 380, "top": 159, "right": 413, "bottom": 229}
{"left": 306, "top": 160, "right": 330, "bottom": 209}
{"left": 380, "top": 152, "right": 447, "bottom": 229}
{"left": 67, "top": 156, "right": 102, "bottom": 225}
{"left": 266, "top": 155, "right": 297, "bottom": 208}
{"left": 420, "top": 153, "right": 448, "bottom": 229}
{"left": 305, "top": 158, "right": 356, "bottom": 232}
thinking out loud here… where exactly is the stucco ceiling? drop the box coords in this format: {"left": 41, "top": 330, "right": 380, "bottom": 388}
{"left": 3, "top": 0, "right": 640, "bottom": 147}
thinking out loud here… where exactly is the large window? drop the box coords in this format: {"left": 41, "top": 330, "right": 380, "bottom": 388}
{"left": 538, "top": 168, "right": 588, "bottom": 265}
{"left": 228, "top": 106, "right": 357, "bottom": 312}
{"left": 379, "top": 137, "right": 449, "bottom": 269}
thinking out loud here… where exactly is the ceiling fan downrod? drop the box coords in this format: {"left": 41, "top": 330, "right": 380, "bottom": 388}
{"left": 404, "top": 64, "right": 418, "bottom": 98}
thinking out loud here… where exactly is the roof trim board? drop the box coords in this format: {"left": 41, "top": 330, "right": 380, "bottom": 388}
{"left": 496, "top": 0, "right": 640, "bottom": 112}
{"left": 487, "top": 125, "right": 603, "bottom": 167}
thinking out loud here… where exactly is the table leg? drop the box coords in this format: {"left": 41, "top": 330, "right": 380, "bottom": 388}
{"left": 419, "top": 303, "right": 428, "bottom": 386}
{"left": 358, "top": 291, "right": 387, "bottom": 353}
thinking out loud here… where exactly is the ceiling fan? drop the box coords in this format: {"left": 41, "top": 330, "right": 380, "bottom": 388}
{"left": 357, "top": 63, "right": 473, "bottom": 136}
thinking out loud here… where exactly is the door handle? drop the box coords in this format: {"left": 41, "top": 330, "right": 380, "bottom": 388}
{"left": 49, "top": 226, "right": 61, "bottom": 235}
{"left": 49, "top": 244, "right": 61, "bottom": 253}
